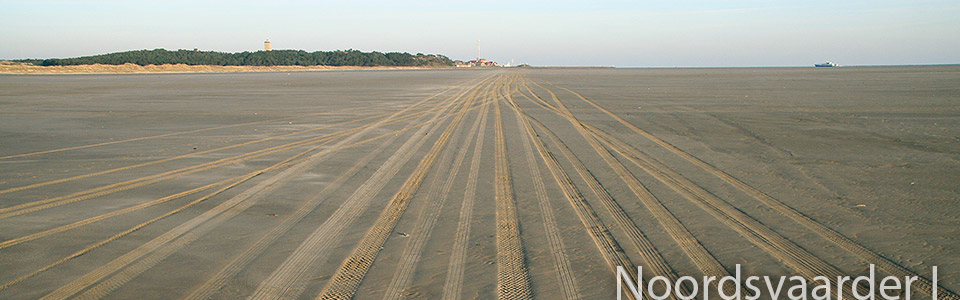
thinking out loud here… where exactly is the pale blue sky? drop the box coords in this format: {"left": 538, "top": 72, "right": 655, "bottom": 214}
{"left": 1, "top": 0, "right": 958, "bottom": 66}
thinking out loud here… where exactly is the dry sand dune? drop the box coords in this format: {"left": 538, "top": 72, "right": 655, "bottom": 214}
{"left": 0, "top": 62, "right": 437, "bottom": 74}
{"left": 0, "top": 67, "right": 957, "bottom": 299}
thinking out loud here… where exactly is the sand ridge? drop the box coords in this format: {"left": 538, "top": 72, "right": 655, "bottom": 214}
{"left": 0, "top": 61, "right": 442, "bottom": 74}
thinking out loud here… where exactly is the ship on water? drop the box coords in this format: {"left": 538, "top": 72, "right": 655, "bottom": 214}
{"left": 815, "top": 61, "right": 840, "bottom": 67}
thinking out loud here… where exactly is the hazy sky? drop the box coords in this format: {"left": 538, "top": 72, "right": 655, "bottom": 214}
{"left": 2, "top": 0, "right": 958, "bottom": 66}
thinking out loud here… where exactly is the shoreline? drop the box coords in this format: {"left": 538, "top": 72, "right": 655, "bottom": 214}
{"left": 0, "top": 62, "right": 451, "bottom": 75}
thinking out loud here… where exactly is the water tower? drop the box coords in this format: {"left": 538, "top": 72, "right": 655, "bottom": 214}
{"left": 264, "top": 39, "right": 272, "bottom": 51}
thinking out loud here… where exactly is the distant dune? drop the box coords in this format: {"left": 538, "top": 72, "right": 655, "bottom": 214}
{"left": 0, "top": 62, "right": 443, "bottom": 74}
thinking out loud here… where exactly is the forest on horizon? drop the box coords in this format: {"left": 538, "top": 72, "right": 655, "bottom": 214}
{"left": 17, "top": 49, "right": 457, "bottom": 67}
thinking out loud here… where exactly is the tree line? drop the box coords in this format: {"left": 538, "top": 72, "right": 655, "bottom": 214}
{"left": 19, "top": 49, "right": 456, "bottom": 67}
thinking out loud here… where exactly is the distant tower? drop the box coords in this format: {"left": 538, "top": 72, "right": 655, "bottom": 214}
{"left": 264, "top": 39, "right": 272, "bottom": 51}
{"left": 476, "top": 39, "right": 481, "bottom": 60}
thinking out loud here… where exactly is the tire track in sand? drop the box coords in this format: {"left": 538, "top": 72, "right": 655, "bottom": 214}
{"left": 0, "top": 108, "right": 392, "bottom": 197}
{"left": 487, "top": 80, "right": 533, "bottom": 300}
{"left": 553, "top": 83, "right": 958, "bottom": 300}
{"left": 315, "top": 74, "right": 492, "bottom": 300}
{"left": 0, "top": 124, "right": 364, "bottom": 246}
{"left": 0, "top": 94, "right": 489, "bottom": 255}
{"left": 3, "top": 102, "right": 477, "bottom": 294}
{"left": 183, "top": 127, "right": 402, "bottom": 300}
{"left": 521, "top": 78, "right": 734, "bottom": 296}
{"left": 382, "top": 82, "right": 491, "bottom": 300}
{"left": 59, "top": 94, "right": 475, "bottom": 300}
{"left": 0, "top": 106, "right": 366, "bottom": 161}
{"left": 0, "top": 172, "right": 244, "bottom": 250}
{"left": 0, "top": 167, "right": 261, "bottom": 292}
{"left": 0, "top": 104, "right": 445, "bottom": 220}
{"left": 0, "top": 77, "right": 477, "bottom": 193}
{"left": 440, "top": 93, "right": 491, "bottom": 300}
{"left": 37, "top": 77, "right": 463, "bottom": 300}
{"left": 39, "top": 138, "right": 337, "bottom": 300}
{"left": 248, "top": 75, "right": 494, "bottom": 300}
{"left": 576, "top": 109, "right": 862, "bottom": 298}
{"left": 504, "top": 76, "right": 581, "bottom": 300}
{"left": 505, "top": 77, "right": 673, "bottom": 300}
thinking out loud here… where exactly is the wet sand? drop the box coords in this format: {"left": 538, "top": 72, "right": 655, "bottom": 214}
{"left": 0, "top": 66, "right": 957, "bottom": 299}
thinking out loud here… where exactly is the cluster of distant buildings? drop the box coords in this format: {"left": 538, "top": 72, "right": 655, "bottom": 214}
{"left": 456, "top": 58, "right": 498, "bottom": 68}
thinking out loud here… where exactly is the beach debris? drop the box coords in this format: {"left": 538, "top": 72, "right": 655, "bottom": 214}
{"left": 856, "top": 204, "right": 867, "bottom": 207}
{"left": 193, "top": 146, "right": 198, "bottom": 150}
{"left": 267, "top": 213, "right": 277, "bottom": 217}
{"left": 396, "top": 232, "right": 409, "bottom": 237}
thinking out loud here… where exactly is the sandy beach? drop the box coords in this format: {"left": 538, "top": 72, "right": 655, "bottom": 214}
{"left": 0, "top": 66, "right": 957, "bottom": 299}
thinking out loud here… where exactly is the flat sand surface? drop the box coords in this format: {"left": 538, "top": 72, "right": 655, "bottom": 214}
{"left": 0, "top": 67, "right": 957, "bottom": 299}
